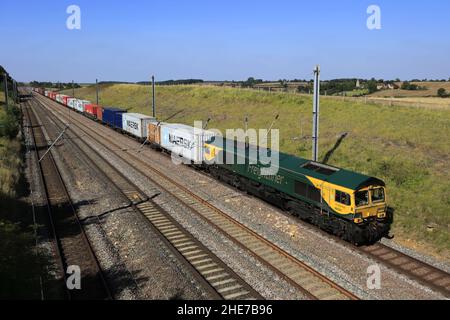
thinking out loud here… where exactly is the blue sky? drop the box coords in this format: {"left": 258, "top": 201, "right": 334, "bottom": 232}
{"left": 1, "top": 0, "right": 449, "bottom": 82}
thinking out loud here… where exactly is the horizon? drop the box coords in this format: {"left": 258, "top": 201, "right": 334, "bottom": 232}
{"left": 1, "top": 0, "right": 449, "bottom": 82}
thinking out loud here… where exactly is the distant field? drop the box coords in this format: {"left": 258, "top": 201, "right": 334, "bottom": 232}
{"left": 62, "top": 84, "right": 450, "bottom": 258}
{"left": 371, "top": 81, "right": 450, "bottom": 98}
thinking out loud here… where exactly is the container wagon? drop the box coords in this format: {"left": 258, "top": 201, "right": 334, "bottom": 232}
{"left": 85, "top": 104, "right": 101, "bottom": 119}
{"left": 74, "top": 100, "right": 91, "bottom": 113}
{"left": 122, "top": 113, "right": 156, "bottom": 140}
{"left": 102, "top": 107, "right": 127, "bottom": 129}
{"left": 160, "top": 123, "right": 216, "bottom": 164}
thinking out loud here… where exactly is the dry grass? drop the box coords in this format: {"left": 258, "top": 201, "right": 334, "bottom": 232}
{"left": 370, "top": 81, "right": 450, "bottom": 98}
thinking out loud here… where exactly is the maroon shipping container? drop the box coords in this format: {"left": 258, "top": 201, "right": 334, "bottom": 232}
{"left": 96, "top": 106, "right": 103, "bottom": 122}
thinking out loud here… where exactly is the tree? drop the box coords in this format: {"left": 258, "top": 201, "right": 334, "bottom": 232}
{"left": 367, "top": 79, "right": 378, "bottom": 94}
{"left": 437, "top": 88, "right": 447, "bottom": 98}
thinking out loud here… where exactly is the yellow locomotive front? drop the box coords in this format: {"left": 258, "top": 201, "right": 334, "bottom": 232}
{"left": 352, "top": 186, "right": 388, "bottom": 224}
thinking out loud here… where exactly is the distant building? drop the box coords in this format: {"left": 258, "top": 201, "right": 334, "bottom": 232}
{"left": 356, "top": 79, "right": 361, "bottom": 88}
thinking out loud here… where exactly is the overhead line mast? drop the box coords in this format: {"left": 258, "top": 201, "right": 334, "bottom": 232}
{"left": 312, "top": 65, "right": 320, "bottom": 162}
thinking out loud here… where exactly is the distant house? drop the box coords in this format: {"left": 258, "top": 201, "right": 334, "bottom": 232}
{"left": 387, "top": 83, "right": 396, "bottom": 90}
{"left": 376, "top": 83, "right": 396, "bottom": 90}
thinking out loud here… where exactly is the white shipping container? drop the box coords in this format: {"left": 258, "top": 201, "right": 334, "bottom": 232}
{"left": 160, "top": 124, "right": 216, "bottom": 164}
{"left": 122, "top": 113, "right": 156, "bottom": 139}
{"left": 67, "top": 98, "right": 77, "bottom": 109}
{"left": 74, "top": 100, "right": 90, "bottom": 113}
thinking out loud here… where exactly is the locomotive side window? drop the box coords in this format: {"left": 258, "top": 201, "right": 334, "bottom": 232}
{"left": 335, "top": 190, "right": 351, "bottom": 206}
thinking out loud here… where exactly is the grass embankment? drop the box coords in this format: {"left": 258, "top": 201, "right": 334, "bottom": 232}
{"left": 0, "top": 93, "right": 47, "bottom": 299}
{"left": 64, "top": 84, "right": 450, "bottom": 259}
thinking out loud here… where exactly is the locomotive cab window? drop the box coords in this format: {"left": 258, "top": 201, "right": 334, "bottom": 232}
{"left": 335, "top": 190, "right": 351, "bottom": 206}
{"left": 355, "top": 190, "right": 369, "bottom": 207}
{"left": 371, "top": 188, "right": 385, "bottom": 203}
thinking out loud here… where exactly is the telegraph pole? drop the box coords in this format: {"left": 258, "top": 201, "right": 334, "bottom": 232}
{"left": 152, "top": 75, "right": 156, "bottom": 118}
{"left": 12, "top": 80, "right": 17, "bottom": 103}
{"left": 312, "top": 65, "right": 320, "bottom": 162}
{"left": 72, "top": 80, "right": 75, "bottom": 97}
{"left": 3, "top": 73, "right": 9, "bottom": 110}
{"left": 96, "top": 79, "right": 99, "bottom": 105}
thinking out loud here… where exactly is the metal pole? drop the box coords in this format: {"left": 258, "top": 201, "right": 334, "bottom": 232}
{"left": 152, "top": 75, "right": 156, "bottom": 118}
{"left": 96, "top": 79, "right": 99, "bottom": 105}
{"left": 312, "top": 65, "right": 320, "bottom": 162}
{"left": 72, "top": 80, "right": 74, "bottom": 97}
{"left": 244, "top": 115, "right": 249, "bottom": 146}
{"left": 12, "top": 80, "right": 17, "bottom": 103}
{"left": 3, "top": 73, "right": 8, "bottom": 110}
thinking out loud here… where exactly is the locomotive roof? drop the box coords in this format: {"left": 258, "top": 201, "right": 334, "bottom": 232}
{"left": 207, "top": 137, "right": 385, "bottom": 191}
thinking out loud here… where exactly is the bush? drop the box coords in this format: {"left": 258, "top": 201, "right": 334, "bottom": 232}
{"left": 0, "top": 106, "right": 21, "bottom": 139}
{"left": 437, "top": 88, "right": 448, "bottom": 98}
{"left": 401, "top": 81, "right": 427, "bottom": 91}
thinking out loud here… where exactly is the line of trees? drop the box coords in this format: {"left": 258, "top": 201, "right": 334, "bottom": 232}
{"left": 29, "top": 81, "right": 81, "bottom": 89}
{"left": 401, "top": 81, "right": 427, "bottom": 91}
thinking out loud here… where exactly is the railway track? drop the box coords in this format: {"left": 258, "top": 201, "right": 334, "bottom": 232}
{"left": 360, "top": 243, "right": 450, "bottom": 298}
{"left": 35, "top": 93, "right": 358, "bottom": 300}
{"left": 31, "top": 96, "right": 262, "bottom": 300}
{"left": 23, "top": 99, "right": 112, "bottom": 300}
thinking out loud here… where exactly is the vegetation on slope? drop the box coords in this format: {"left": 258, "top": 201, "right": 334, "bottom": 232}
{"left": 0, "top": 92, "right": 48, "bottom": 299}
{"left": 64, "top": 84, "right": 450, "bottom": 257}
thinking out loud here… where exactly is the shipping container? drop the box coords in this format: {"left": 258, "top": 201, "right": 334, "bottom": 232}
{"left": 102, "top": 107, "right": 126, "bottom": 129}
{"left": 73, "top": 99, "right": 90, "bottom": 113}
{"left": 56, "top": 94, "right": 68, "bottom": 104}
{"left": 122, "top": 113, "right": 156, "bottom": 139}
{"left": 67, "top": 98, "right": 77, "bottom": 109}
{"left": 63, "top": 96, "right": 72, "bottom": 106}
{"left": 147, "top": 122, "right": 163, "bottom": 145}
{"left": 85, "top": 104, "right": 100, "bottom": 118}
{"left": 96, "top": 106, "right": 104, "bottom": 122}
{"left": 160, "top": 123, "right": 216, "bottom": 164}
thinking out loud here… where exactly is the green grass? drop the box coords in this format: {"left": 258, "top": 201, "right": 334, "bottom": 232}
{"left": 343, "top": 89, "right": 369, "bottom": 97}
{"left": 63, "top": 84, "right": 450, "bottom": 256}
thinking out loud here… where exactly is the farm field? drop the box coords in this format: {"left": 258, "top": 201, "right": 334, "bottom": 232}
{"left": 62, "top": 84, "right": 450, "bottom": 259}
{"left": 370, "top": 81, "right": 450, "bottom": 98}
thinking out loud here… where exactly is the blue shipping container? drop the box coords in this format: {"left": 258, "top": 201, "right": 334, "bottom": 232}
{"left": 102, "top": 107, "right": 127, "bottom": 129}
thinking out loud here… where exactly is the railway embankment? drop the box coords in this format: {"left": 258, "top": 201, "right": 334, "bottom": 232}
{"left": 0, "top": 94, "right": 50, "bottom": 299}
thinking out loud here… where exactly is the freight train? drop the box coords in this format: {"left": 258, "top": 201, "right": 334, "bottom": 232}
{"left": 32, "top": 88, "right": 393, "bottom": 244}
